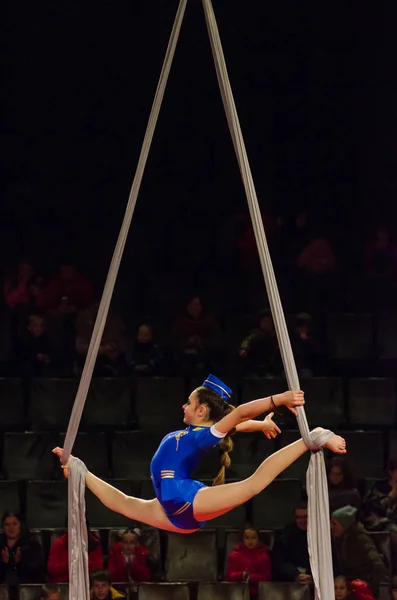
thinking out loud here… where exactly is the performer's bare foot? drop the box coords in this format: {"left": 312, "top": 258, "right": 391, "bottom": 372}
{"left": 324, "top": 433, "right": 346, "bottom": 454}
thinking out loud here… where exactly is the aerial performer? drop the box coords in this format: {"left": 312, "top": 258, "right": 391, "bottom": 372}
{"left": 53, "top": 375, "right": 346, "bottom": 534}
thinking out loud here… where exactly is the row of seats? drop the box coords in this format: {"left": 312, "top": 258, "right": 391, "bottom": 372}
{"left": 0, "top": 581, "right": 313, "bottom": 600}
{"left": 1, "top": 375, "right": 397, "bottom": 431}
{"left": 0, "top": 427, "right": 394, "bottom": 483}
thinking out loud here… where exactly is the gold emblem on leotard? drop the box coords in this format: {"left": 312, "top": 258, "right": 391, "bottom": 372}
{"left": 174, "top": 430, "right": 189, "bottom": 451}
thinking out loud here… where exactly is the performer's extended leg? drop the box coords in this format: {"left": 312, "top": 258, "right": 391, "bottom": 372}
{"left": 193, "top": 432, "right": 345, "bottom": 522}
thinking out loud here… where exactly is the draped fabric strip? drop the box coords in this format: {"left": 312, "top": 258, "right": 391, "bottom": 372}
{"left": 201, "top": 1, "right": 333, "bottom": 598}
{"left": 64, "top": 1, "right": 333, "bottom": 598}
{"left": 65, "top": 2, "right": 188, "bottom": 597}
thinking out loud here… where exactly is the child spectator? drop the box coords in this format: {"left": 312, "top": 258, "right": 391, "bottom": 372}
{"left": 127, "top": 324, "right": 163, "bottom": 376}
{"left": 226, "top": 525, "right": 272, "bottom": 598}
{"left": 239, "top": 311, "right": 280, "bottom": 378}
{"left": 107, "top": 528, "right": 151, "bottom": 584}
{"left": 17, "top": 314, "right": 56, "bottom": 377}
{"left": 40, "top": 583, "right": 62, "bottom": 600}
{"left": 0, "top": 511, "right": 45, "bottom": 585}
{"left": 290, "top": 313, "right": 323, "bottom": 377}
{"left": 48, "top": 524, "right": 103, "bottom": 582}
{"left": 90, "top": 570, "right": 125, "bottom": 600}
{"left": 327, "top": 457, "right": 361, "bottom": 512}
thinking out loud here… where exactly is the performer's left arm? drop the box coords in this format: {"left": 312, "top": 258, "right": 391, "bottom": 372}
{"left": 235, "top": 412, "right": 281, "bottom": 439}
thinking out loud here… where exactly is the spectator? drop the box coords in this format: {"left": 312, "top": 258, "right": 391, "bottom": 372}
{"left": 271, "top": 502, "right": 312, "bottom": 584}
{"left": 127, "top": 324, "right": 163, "bottom": 376}
{"left": 365, "top": 226, "right": 397, "bottom": 277}
{"left": 290, "top": 313, "right": 324, "bottom": 377}
{"left": 75, "top": 302, "right": 126, "bottom": 377}
{"left": 327, "top": 457, "right": 361, "bottom": 512}
{"left": 17, "top": 314, "right": 56, "bottom": 377}
{"left": 40, "top": 584, "right": 61, "bottom": 600}
{"left": 171, "top": 295, "right": 224, "bottom": 376}
{"left": 0, "top": 511, "right": 45, "bottom": 585}
{"left": 362, "top": 460, "right": 397, "bottom": 518}
{"left": 107, "top": 528, "right": 151, "bottom": 584}
{"left": 239, "top": 311, "right": 280, "bottom": 378}
{"left": 48, "top": 524, "right": 103, "bottom": 582}
{"left": 90, "top": 569, "right": 125, "bottom": 600}
{"left": 226, "top": 525, "right": 272, "bottom": 598}
{"left": 39, "top": 262, "right": 94, "bottom": 313}
{"left": 331, "top": 505, "right": 388, "bottom": 596}
{"left": 335, "top": 576, "right": 376, "bottom": 600}
{"left": 4, "top": 260, "right": 37, "bottom": 310}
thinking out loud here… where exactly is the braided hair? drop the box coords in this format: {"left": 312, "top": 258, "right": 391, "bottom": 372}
{"left": 195, "top": 385, "right": 236, "bottom": 486}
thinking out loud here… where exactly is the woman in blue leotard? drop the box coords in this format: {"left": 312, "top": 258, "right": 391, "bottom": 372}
{"left": 54, "top": 374, "right": 346, "bottom": 534}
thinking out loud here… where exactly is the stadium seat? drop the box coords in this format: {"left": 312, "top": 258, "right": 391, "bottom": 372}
{"left": 0, "top": 481, "right": 20, "bottom": 515}
{"left": 19, "top": 585, "right": 68, "bottom": 600}
{"left": 0, "top": 585, "right": 9, "bottom": 600}
{"left": 26, "top": 481, "right": 68, "bottom": 529}
{"left": 327, "top": 313, "right": 373, "bottom": 360}
{"left": 58, "top": 432, "right": 109, "bottom": 477}
{"left": 241, "top": 378, "right": 287, "bottom": 407}
{"left": 166, "top": 530, "right": 218, "bottom": 582}
{"left": 0, "top": 378, "right": 25, "bottom": 430}
{"left": 330, "top": 431, "right": 384, "bottom": 479}
{"left": 198, "top": 582, "right": 250, "bottom": 600}
{"left": 140, "top": 479, "right": 155, "bottom": 500}
{"left": 2, "top": 432, "right": 57, "bottom": 480}
{"left": 84, "top": 378, "right": 133, "bottom": 428}
{"left": 348, "top": 378, "right": 396, "bottom": 426}
{"left": 252, "top": 479, "right": 303, "bottom": 529}
{"left": 223, "top": 529, "right": 274, "bottom": 576}
{"left": 388, "top": 431, "right": 397, "bottom": 465}
{"left": 376, "top": 312, "right": 397, "bottom": 359}
{"left": 228, "top": 434, "right": 276, "bottom": 480}
{"left": 279, "top": 431, "right": 310, "bottom": 481}
{"left": 49, "top": 528, "right": 100, "bottom": 548}
{"left": 258, "top": 582, "right": 311, "bottom": 600}
{"left": 202, "top": 503, "right": 247, "bottom": 530}
{"left": 134, "top": 378, "right": 186, "bottom": 433}
{"left": 138, "top": 583, "right": 189, "bottom": 600}
{"left": 300, "top": 377, "right": 344, "bottom": 427}
{"left": 29, "top": 378, "right": 78, "bottom": 430}
{"left": 366, "top": 531, "right": 392, "bottom": 576}
{"left": 111, "top": 431, "right": 160, "bottom": 480}
{"left": 86, "top": 479, "right": 141, "bottom": 528}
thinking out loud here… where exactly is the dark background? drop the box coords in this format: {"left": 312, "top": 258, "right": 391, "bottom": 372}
{"left": 2, "top": 0, "right": 397, "bottom": 280}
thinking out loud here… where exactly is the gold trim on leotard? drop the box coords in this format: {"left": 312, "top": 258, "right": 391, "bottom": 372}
{"left": 172, "top": 501, "right": 191, "bottom": 516}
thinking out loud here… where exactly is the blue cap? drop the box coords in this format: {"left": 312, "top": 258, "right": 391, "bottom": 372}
{"left": 202, "top": 374, "right": 232, "bottom": 402}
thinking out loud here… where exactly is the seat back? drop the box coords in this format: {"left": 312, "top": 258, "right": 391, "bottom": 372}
{"left": 198, "top": 582, "right": 250, "bottom": 600}
{"left": 166, "top": 530, "right": 218, "bottom": 582}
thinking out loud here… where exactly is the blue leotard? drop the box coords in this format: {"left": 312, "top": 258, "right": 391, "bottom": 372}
{"left": 150, "top": 424, "right": 225, "bottom": 530}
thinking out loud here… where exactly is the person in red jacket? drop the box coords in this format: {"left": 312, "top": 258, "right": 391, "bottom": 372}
{"left": 107, "top": 529, "right": 151, "bottom": 584}
{"left": 226, "top": 525, "right": 272, "bottom": 598}
{"left": 48, "top": 528, "right": 103, "bottom": 582}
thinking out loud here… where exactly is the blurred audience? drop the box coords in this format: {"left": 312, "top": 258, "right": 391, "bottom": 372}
{"left": 271, "top": 503, "right": 312, "bottom": 584}
{"left": 17, "top": 314, "right": 57, "bottom": 377}
{"left": 40, "top": 584, "right": 62, "bottom": 600}
{"left": 0, "top": 511, "right": 45, "bottom": 585}
{"left": 39, "top": 263, "right": 93, "bottom": 313}
{"left": 107, "top": 528, "right": 151, "bottom": 584}
{"left": 90, "top": 569, "right": 125, "bottom": 600}
{"left": 48, "top": 525, "right": 103, "bottom": 583}
{"left": 226, "top": 525, "right": 272, "bottom": 598}
{"left": 75, "top": 302, "right": 126, "bottom": 377}
{"left": 327, "top": 457, "right": 361, "bottom": 512}
{"left": 127, "top": 324, "right": 163, "bottom": 376}
{"left": 365, "top": 226, "right": 397, "bottom": 277}
{"left": 331, "top": 505, "right": 388, "bottom": 596}
{"left": 171, "top": 295, "right": 224, "bottom": 376}
{"left": 290, "top": 313, "right": 324, "bottom": 377}
{"left": 239, "top": 311, "right": 280, "bottom": 378}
